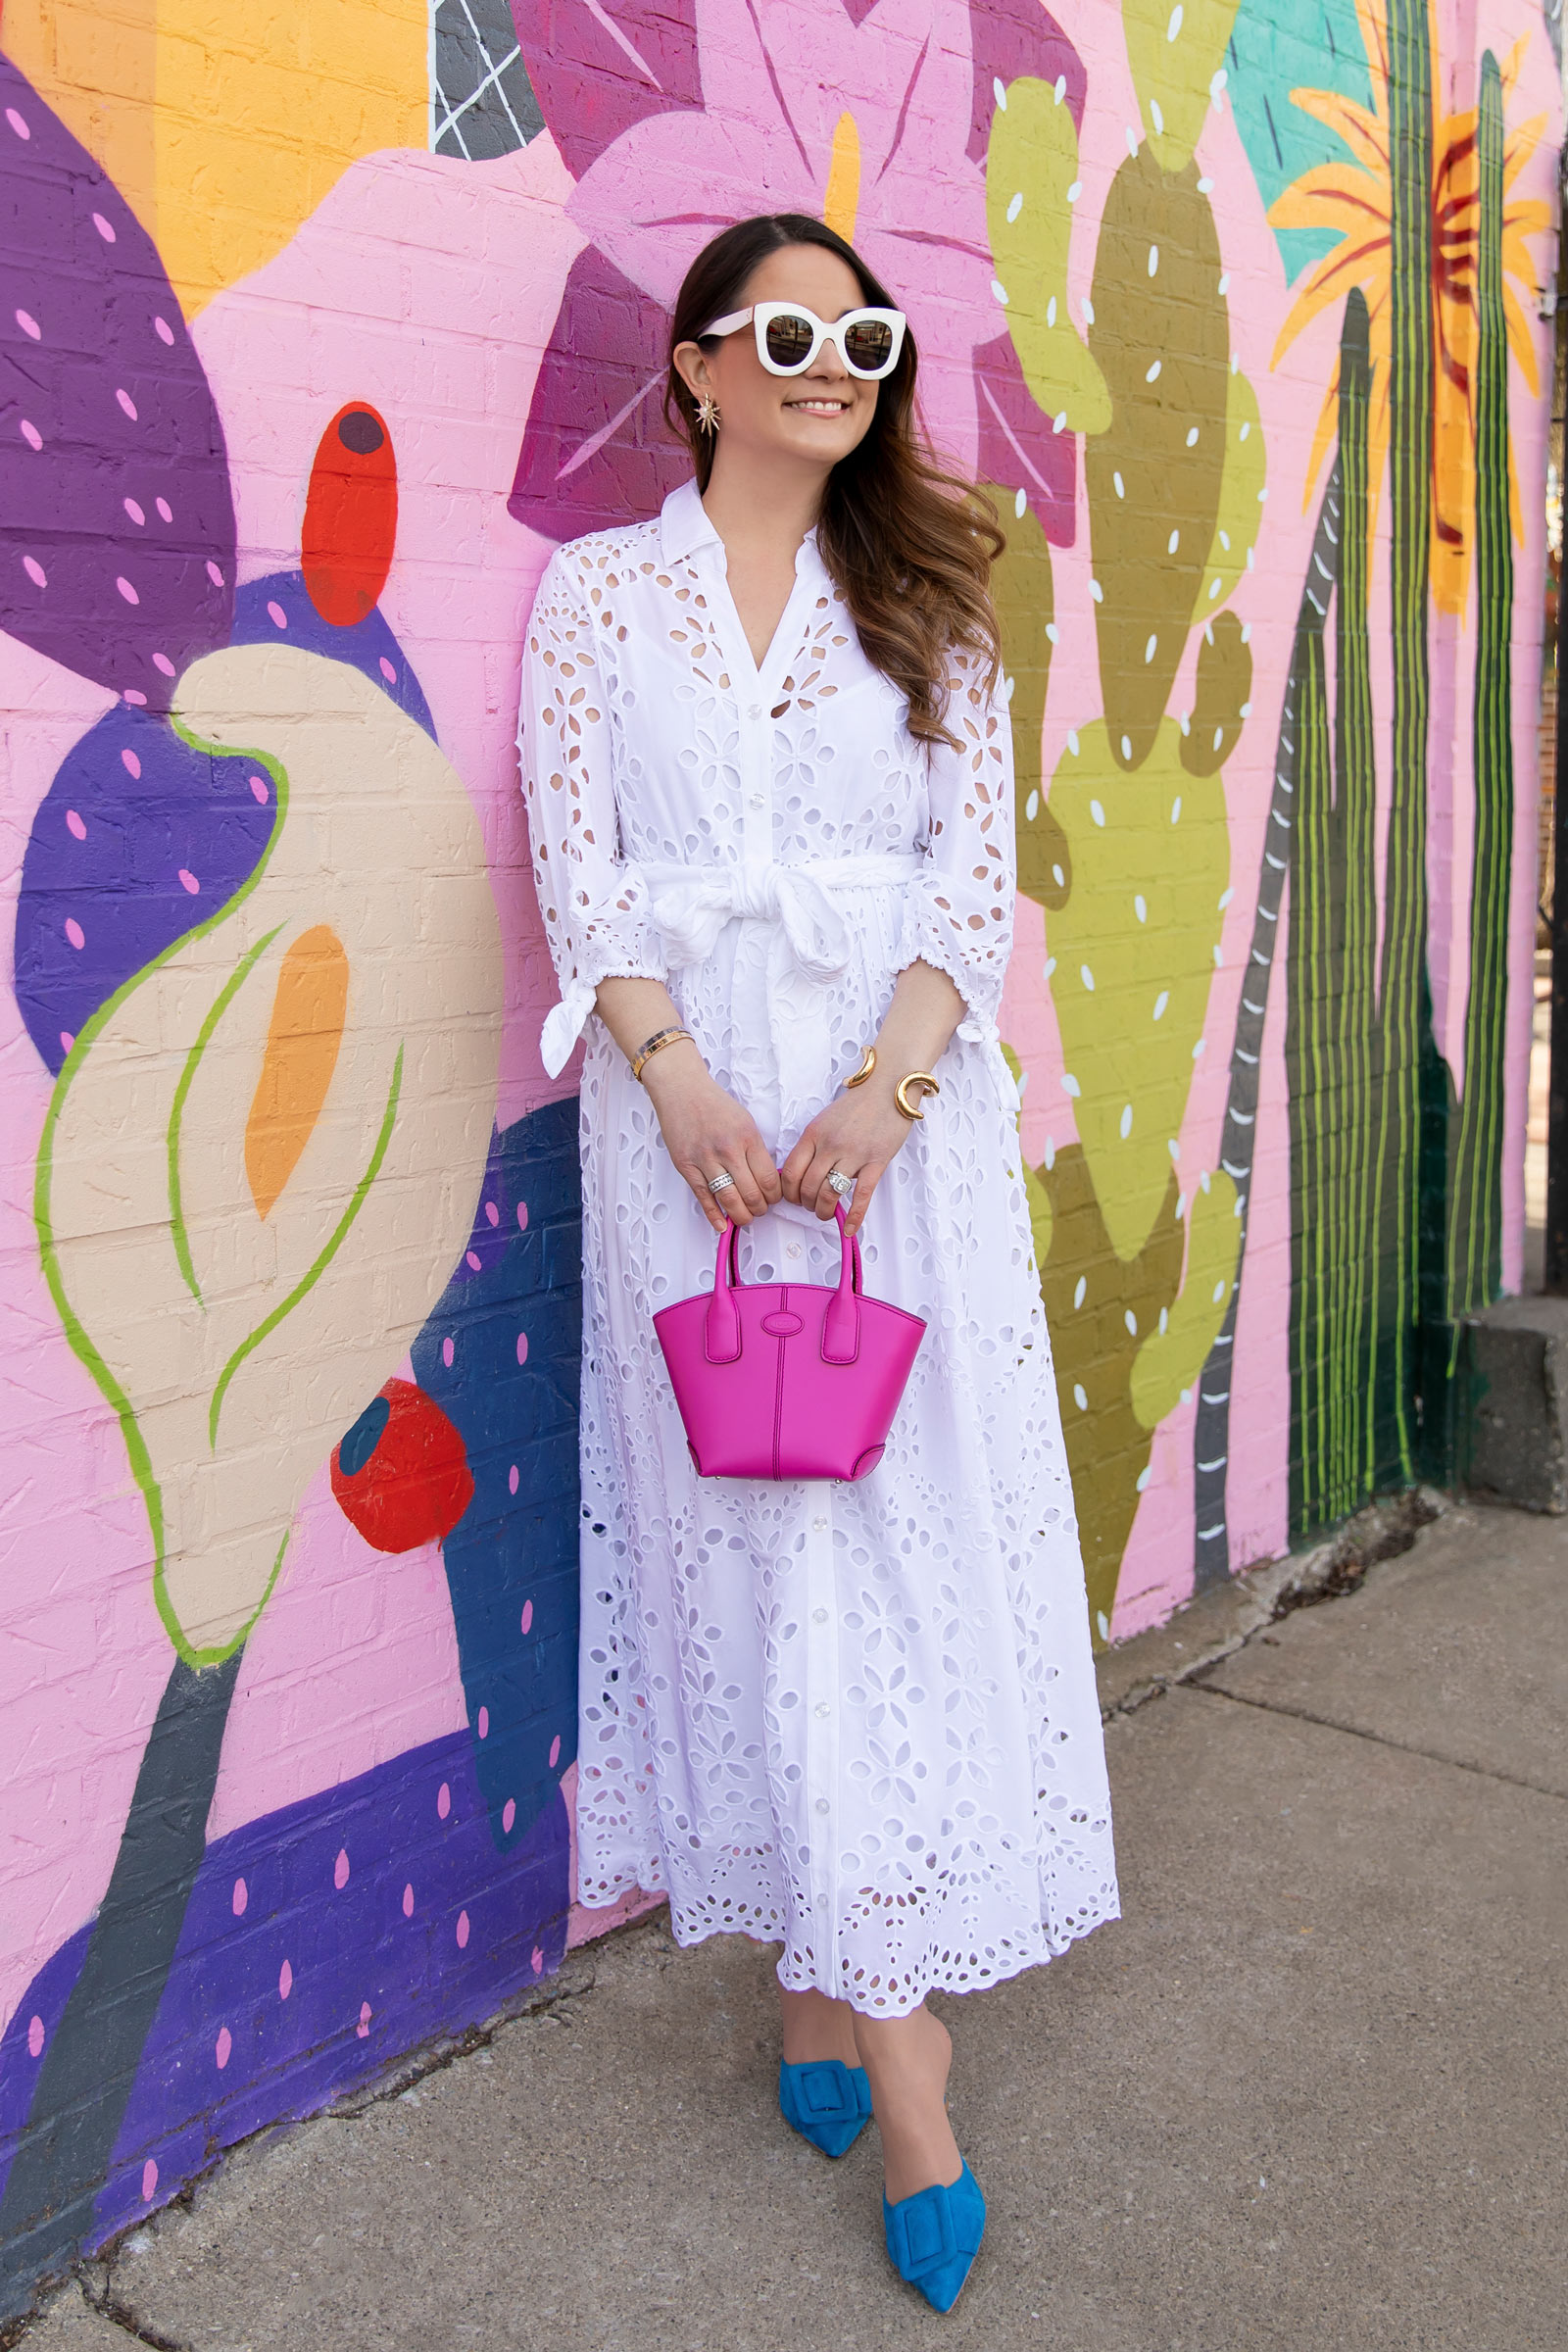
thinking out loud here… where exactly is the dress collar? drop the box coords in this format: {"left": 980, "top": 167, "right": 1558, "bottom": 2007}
{"left": 658, "top": 478, "right": 825, "bottom": 581}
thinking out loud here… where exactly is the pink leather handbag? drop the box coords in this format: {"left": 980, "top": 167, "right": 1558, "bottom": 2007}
{"left": 653, "top": 1204, "right": 926, "bottom": 1481}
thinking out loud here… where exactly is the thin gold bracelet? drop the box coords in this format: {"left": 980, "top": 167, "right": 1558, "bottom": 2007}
{"left": 630, "top": 1026, "right": 695, "bottom": 1082}
{"left": 894, "top": 1070, "right": 941, "bottom": 1121}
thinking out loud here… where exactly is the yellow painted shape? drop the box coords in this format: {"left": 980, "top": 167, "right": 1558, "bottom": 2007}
{"left": 1129, "top": 1172, "right": 1241, "bottom": 1428}
{"left": 1193, "top": 366, "right": 1265, "bottom": 625}
{"left": 986, "top": 78, "right": 1109, "bottom": 436}
{"left": 1121, "top": 0, "right": 1243, "bottom": 174}
{"left": 1047, "top": 717, "right": 1228, "bottom": 1262}
{"left": 245, "top": 925, "right": 350, "bottom": 1220}
{"left": 823, "top": 112, "right": 860, "bottom": 244}
{"left": 152, "top": 0, "right": 428, "bottom": 315}
{"left": 1, "top": 0, "right": 160, "bottom": 237}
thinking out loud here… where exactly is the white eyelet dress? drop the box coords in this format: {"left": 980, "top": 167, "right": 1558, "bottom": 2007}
{"left": 519, "top": 479, "right": 1118, "bottom": 2015}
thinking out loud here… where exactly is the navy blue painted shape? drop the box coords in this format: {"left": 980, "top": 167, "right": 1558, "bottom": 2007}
{"left": 0, "top": 1732, "right": 570, "bottom": 2255}
{"left": 338, "top": 1395, "right": 391, "bottom": 1478}
{"left": 411, "top": 1097, "right": 583, "bottom": 1855}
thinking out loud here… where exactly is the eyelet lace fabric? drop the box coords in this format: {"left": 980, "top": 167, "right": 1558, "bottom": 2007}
{"left": 518, "top": 480, "right": 1117, "bottom": 2015}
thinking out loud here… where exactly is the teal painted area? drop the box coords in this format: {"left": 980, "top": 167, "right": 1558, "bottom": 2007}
{"left": 1227, "top": 0, "right": 1373, "bottom": 281}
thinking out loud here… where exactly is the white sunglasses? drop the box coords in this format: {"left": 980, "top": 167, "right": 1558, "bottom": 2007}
{"left": 700, "top": 300, "right": 907, "bottom": 380}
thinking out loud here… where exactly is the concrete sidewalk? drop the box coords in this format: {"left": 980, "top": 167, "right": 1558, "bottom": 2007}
{"left": 23, "top": 1500, "right": 1566, "bottom": 2352}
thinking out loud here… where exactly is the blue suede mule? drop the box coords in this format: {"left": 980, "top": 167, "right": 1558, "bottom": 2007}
{"left": 883, "top": 2161, "right": 987, "bottom": 2313}
{"left": 777, "top": 2057, "right": 873, "bottom": 2158}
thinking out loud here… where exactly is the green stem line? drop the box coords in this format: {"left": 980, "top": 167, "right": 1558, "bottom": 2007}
{"left": 208, "top": 1045, "right": 405, "bottom": 1449}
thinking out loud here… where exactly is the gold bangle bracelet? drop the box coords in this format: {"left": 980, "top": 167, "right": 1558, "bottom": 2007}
{"left": 894, "top": 1070, "right": 941, "bottom": 1121}
{"left": 844, "top": 1045, "right": 877, "bottom": 1089}
{"left": 630, "top": 1026, "right": 695, "bottom": 1082}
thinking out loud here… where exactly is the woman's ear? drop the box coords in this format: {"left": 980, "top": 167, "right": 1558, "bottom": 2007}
{"left": 672, "top": 341, "right": 713, "bottom": 406}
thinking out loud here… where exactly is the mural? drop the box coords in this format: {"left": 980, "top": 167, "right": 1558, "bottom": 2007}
{"left": 0, "top": 0, "right": 1555, "bottom": 2315}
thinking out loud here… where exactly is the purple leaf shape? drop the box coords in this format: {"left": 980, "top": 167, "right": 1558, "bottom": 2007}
{"left": 508, "top": 242, "right": 691, "bottom": 542}
{"left": 966, "top": 0, "right": 1085, "bottom": 165}
{"left": 508, "top": 0, "right": 703, "bottom": 182}
{"left": 974, "top": 327, "right": 1077, "bottom": 547}
{"left": 0, "top": 59, "right": 234, "bottom": 713}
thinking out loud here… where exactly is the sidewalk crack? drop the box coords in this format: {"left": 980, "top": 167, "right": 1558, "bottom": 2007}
{"left": 78, "top": 2276, "right": 189, "bottom": 2351}
{"left": 1187, "top": 1679, "right": 1566, "bottom": 1802}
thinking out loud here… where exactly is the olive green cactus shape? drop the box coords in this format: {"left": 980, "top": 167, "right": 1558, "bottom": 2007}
{"left": 1122, "top": 0, "right": 1243, "bottom": 172}
{"left": 986, "top": 76, "right": 1110, "bottom": 434}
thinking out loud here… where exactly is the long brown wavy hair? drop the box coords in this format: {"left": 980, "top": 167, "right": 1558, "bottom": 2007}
{"left": 664, "top": 216, "right": 1004, "bottom": 748}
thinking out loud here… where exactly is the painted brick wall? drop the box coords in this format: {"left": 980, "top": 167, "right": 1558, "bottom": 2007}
{"left": 0, "top": 0, "right": 1558, "bottom": 2315}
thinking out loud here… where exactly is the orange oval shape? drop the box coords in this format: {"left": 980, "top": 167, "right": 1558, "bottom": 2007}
{"left": 245, "top": 925, "right": 349, "bottom": 1219}
{"left": 302, "top": 402, "right": 397, "bottom": 628}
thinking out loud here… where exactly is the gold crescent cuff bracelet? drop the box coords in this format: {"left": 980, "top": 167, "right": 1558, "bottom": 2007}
{"left": 894, "top": 1071, "right": 941, "bottom": 1121}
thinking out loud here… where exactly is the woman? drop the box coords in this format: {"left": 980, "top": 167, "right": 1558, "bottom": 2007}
{"left": 519, "top": 213, "right": 1117, "bottom": 2312}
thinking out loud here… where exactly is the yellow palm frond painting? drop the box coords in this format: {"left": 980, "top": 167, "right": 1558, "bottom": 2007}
{"left": 1267, "top": 0, "right": 1549, "bottom": 615}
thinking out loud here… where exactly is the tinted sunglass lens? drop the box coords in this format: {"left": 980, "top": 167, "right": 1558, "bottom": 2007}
{"left": 763, "top": 313, "right": 816, "bottom": 368}
{"left": 843, "top": 319, "right": 894, "bottom": 373}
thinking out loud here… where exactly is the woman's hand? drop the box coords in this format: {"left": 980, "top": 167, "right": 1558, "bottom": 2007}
{"left": 640, "top": 1046, "right": 783, "bottom": 1233}
{"left": 779, "top": 1084, "right": 914, "bottom": 1238}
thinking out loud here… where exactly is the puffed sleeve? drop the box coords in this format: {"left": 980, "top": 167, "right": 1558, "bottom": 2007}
{"left": 518, "top": 550, "right": 668, "bottom": 1077}
{"left": 899, "top": 642, "right": 1019, "bottom": 1108}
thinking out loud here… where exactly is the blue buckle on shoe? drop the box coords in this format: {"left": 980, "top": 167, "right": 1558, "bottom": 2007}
{"left": 886, "top": 2181, "right": 959, "bottom": 2280}
{"left": 797, "top": 2062, "right": 858, "bottom": 2123}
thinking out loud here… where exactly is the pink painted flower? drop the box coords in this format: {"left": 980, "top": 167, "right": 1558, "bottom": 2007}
{"left": 509, "top": 0, "right": 1083, "bottom": 541}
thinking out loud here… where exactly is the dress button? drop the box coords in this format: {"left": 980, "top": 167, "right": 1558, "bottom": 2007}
{"left": 813, "top": 1607, "right": 829, "bottom": 1625}
{"left": 814, "top": 1798, "right": 830, "bottom": 1815}
{"left": 815, "top": 1702, "right": 830, "bottom": 1719}
{"left": 748, "top": 704, "right": 761, "bottom": 720}
{"left": 749, "top": 794, "right": 764, "bottom": 810}
{"left": 812, "top": 1515, "right": 827, "bottom": 1532}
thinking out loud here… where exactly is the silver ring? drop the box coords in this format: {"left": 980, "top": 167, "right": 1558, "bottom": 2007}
{"left": 825, "top": 1168, "right": 856, "bottom": 1198}
{"left": 707, "top": 1172, "right": 735, "bottom": 1195}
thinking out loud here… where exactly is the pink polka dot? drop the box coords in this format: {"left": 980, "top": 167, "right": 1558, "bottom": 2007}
{"left": 508, "top": 1465, "right": 518, "bottom": 1496}
{"left": 141, "top": 2160, "right": 158, "bottom": 2202}
{"left": 152, "top": 653, "right": 175, "bottom": 677}
{"left": 519, "top": 1599, "right": 533, "bottom": 1635}
{"left": 549, "top": 1735, "right": 562, "bottom": 1768}
{"left": 124, "top": 497, "right": 145, "bottom": 524}
{"left": 465, "top": 1250, "right": 481, "bottom": 1272}
{"left": 378, "top": 657, "right": 397, "bottom": 683}
{"left": 485, "top": 1200, "right": 500, "bottom": 1227}
{"left": 502, "top": 1799, "right": 515, "bottom": 1834}
{"left": 65, "top": 917, "right": 84, "bottom": 950}
{"left": 16, "top": 309, "right": 40, "bottom": 340}
{"left": 357, "top": 2001, "right": 372, "bottom": 2038}
{"left": 178, "top": 868, "right": 199, "bottom": 895}
{"left": 6, "top": 107, "right": 30, "bottom": 138}
{"left": 215, "top": 2026, "right": 231, "bottom": 2070}
{"left": 442, "top": 1337, "right": 455, "bottom": 1367}
{"left": 403, "top": 1883, "right": 415, "bottom": 1918}
{"left": 516, "top": 1333, "right": 528, "bottom": 1365}
{"left": 231, "top": 1876, "right": 247, "bottom": 1917}
{"left": 122, "top": 748, "right": 141, "bottom": 778}
{"left": 116, "top": 387, "right": 138, "bottom": 420}
{"left": 154, "top": 316, "right": 175, "bottom": 346}
{"left": 249, "top": 773, "right": 270, "bottom": 804}
{"left": 116, "top": 574, "right": 139, "bottom": 605}
{"left": 516, "top": 1202, "right": 528, "bottom": 1231}
{"left": 267, "top": 600, "right": 287, "bottom": 629}
{"left": 59, "top": 1031, "right": 74, "bottom": 1055}
{"left": 456, "top": 1911, "right": 470, "bottom": 1949}
{"left": 20, "top": 418, "right": 41, "bottom": 450}
{"left": 92, "top": 211, "right": 117, "bottom": 243}
{"left": 531, "top": 1946, "right": 544, "bottom": 1976}
{"left": 155, "top": 497, "right": 172, "bottom": 521}
{"left": 477, "top": 1706, "right": 489, "bottom": 1740}
{"left": 437, "top": 1782, "right": 451, "bottom": 1820}
{"left": 23, "top": 556, "right": 45, "bottom": 587}
{"left": 279, "top": 1958, "right": 293, "bottom": 2000}
{"left": 334, "top": 1848, "right": 350, "bottom": 1890}
{"left": 207, "top": 561, "right": 224, "bottom": 586}
{"left": 26, "top": 2016, "right": 43, "bottom": 2060}
{"left": 122, "top": 688, "right": 148, "bottom": 706}
{"left": 66, "top": 808, "right": 86, "bottom": 840}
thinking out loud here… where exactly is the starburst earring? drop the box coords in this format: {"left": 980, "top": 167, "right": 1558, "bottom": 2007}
{"left": 695, "top": 390, "right": 720, "bottom": 435}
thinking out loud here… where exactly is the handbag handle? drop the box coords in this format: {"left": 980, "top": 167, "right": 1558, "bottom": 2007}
{"left": 705, "top": 1201, "right": 862, "bottom": 1365}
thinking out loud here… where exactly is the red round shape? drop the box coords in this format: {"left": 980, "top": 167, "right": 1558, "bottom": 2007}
{"left": 330, "top": 1377, "right": 473, "bottom": 1553}
{"left": 302, "top": 401, "right": 397, "bottom": 627}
